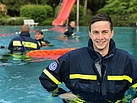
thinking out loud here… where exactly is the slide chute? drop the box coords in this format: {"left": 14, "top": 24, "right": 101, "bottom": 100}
{"left": 52, "top": 0, "right": 76, "bottom": 26}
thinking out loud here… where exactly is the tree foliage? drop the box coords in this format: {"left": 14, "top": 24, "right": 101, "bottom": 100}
{"left": 0, "top": 0, "right": 49, "bottom": 16}
{"left": 98, "top": 0, "right": 137, "bottom": 26}
{"left": 0, "top": 0, "right": 137, "bottom": 26}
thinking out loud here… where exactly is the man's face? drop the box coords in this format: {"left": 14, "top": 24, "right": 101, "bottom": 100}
{"left": 89, "top": 21, "right": 114, "bottom": 53}
{"left": 70, "top": 22, "right": 75, "bottom": 28}
{"left": 35, "top": 32, "right": 43, "bottom": 40}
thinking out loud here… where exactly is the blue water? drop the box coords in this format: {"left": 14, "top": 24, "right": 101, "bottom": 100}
{"left": 0, "top": 26, "right": 137, "bottom": 103}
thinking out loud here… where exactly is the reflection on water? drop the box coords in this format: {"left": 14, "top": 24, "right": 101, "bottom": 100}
{"left": 0, "top": 26, "right": 137, "bottom": 103}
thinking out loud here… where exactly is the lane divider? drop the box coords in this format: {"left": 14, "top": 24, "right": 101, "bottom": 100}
{"left": 0, "top": 27, "right": 65, "bottom": 37}
{"left": 0, "top": 29, "right": 42, "bottom": 37}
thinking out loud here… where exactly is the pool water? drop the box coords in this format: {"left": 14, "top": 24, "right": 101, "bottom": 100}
{"left": 0, "top": 26, "right": 137, "bottom": 103}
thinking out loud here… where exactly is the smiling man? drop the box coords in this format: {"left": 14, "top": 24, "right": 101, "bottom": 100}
{"left": 39, "top": 14, "right": 137, "bottom": 103}
{"left": 89, "top": 17, "right": 114, "bottom": 57}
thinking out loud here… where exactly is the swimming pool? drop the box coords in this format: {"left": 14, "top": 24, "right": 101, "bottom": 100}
{"left": 0, "top": 26, "right": 137, "bottom": 103}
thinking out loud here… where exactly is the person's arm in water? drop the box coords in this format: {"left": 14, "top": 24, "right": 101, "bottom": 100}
{"left": 39, "top": 58, "right": 67, "bottom": 95}
{"left": 40, "top": 40, "right": 54, "bottom": 46}
{"left": 0, "top": 46, "right": 5, "bottom": 49}
{"left": 39, "top": 55, "right": 82, "bottom": 102}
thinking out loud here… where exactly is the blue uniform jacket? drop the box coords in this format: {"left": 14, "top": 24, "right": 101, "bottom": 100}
{"left": 8, "top": 32, "right": 40, "bottom": 53}
{"left": 36, "top": 38, "right": 51, "bottom": 47}
{"left": 39, "top": 39, "right": 137, "bottom": 103}
{"left": 64, "top": 24, "right": 74, "bottom": 37}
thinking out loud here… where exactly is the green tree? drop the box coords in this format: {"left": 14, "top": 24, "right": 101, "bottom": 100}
{"left": 127, "top": 0, "right": 137, "bottom": 20}
{"left": 0, "top": 0, "right": 52, "bottom": 16}
{"left": 98, "top": 0, "right": 137, "bottom": 26}
{"left": 86, "top": 0, "right": 106, "bottom": 14}
{"left": 98, "top": 0, "right": 129, "bottom": 15}
{"left": 83, "top": 0, "right": 87, "bottom": 16}
{"left": 0, "top": 0, "right": 26, "bottom": 16}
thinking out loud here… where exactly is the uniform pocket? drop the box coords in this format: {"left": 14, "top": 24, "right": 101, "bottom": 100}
{"left": 71, "top": 79, "right": 94, "bottom": 92}
{"left": 115, "top": 81, "right": 126, "bottom": 91}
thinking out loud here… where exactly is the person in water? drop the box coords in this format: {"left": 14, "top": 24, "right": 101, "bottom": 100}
{"left": 0, "top": 46, "right": 5, "bottom": 49}
{"left": 63, "top": 21, "right": 76, "bottom": 37}
{"left": 8, "top": 25, "right": 40, "bottom": 54}
{"left": 35, "top": 30, "right": 53, "bottom": 47}
{"left": 39, "top": 14, "right": 137, "bottom": 103}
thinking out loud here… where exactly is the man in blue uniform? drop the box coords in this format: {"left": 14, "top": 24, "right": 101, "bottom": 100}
{"left": 64, "top": 21, "right": 76, "bottom": 37}
{"left": 8, "top": 25, "right": 40, "bottom": 54}
{"left": 39, "top": 14, "right": 137, "bottom": 103}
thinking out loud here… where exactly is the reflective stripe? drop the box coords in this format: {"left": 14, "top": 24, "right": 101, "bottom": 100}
{"left": 43, "top": 69, "right": 61, "bottom": 84}
{"left": 38, "top": 41, "right": 41, "bottom": 46}
{"left": 70, "top": 74, "right": 132, "bottom": 83}
{"left": 131, "top": 83, "right": 137, "bottom": 88}
{"left": 13, "top": 41, "right": 22, "bottom": 46}
{"left": 115, "top": 99, "right": 122, "bottom": 103}
{"left": 108, "top": 75, "right": 132, "bottom": 83}
{"left": 11, "top": 54, "right": 22, "bottom": 60}
{"left": 67, "top": 98, "right": 86, "bottom": 103}
{"left": 22, "top": 41, "right": 37, "bottom": 48}
{"left": 13, "top": 41, "right": 37, "bottom": 49}
{"left": 70, "top": 74, "right": 97, "bottom": 80}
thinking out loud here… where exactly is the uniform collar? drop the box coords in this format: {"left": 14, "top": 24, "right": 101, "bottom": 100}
{"left": 35, "top": 38, "right": 44, "bottom": 42}
{"left": 20, "top": 31, "right": 30, "bottom": 37}
{"left": 87, "top": 39, "right": 116, "bottom": 60}
{"left": 68, "top": 24, "right": 74, "bottom": 29}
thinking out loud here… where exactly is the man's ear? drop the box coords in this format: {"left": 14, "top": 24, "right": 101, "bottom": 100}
{"left": 88, "top": 31, "right": 91, "bottom": 36}
{"left": 111, "top": 30, "right": 114, "bottom": 38}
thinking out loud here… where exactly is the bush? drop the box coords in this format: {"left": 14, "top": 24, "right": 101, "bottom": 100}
{"left": 43, "top": 5, "right": 53, "bottom": 18}
{"left": 7, "top": 17, "right": 24, "bottom": 25}
{"left": 20, "top": 4, "right": 53, "bottom": 25}
{"left": 0, "top": 18, "right": 7, "bottom": 25}
{"left": 0, "top": 17, "right": 27, "bottom": 25}
{"left": 20, "top": 5, "right": 47, "bottom": 22}
{"left": 40, "top": 18, "right": 54, "bottom": 26}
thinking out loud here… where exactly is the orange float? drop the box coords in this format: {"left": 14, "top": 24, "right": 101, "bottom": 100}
{"left": 26, "top": 48, "right": 75, "bottom": 60}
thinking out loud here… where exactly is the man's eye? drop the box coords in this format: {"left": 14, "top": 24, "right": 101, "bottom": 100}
{"left": 92, "top": 31, "right": 98, "bottom": 34}
{"left": 102, "top": 31, "right": 108, "bottom": 34}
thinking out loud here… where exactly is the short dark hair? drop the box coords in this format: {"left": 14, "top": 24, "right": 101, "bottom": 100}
{"left": 89, "top": 13, "right": 113, "bottom": 32}
{"left": 21, "top": 25, "right": 30, "bottom": 32}
{"left": 36, "top": 30, "right": 43, "bottom": 35}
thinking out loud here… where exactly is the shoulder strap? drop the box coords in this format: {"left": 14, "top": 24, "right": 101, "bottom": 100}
{"left": 18, "top": 36, "right": 26, "bottom": 52}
